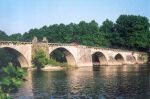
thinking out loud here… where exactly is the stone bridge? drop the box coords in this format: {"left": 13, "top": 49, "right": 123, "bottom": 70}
{"left": 0, "top": 40, "right": 148, "bottom": 68}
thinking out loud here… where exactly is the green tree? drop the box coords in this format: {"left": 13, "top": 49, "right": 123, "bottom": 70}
{"left": 0, "top": 30, "right": 9, "bottom": 41}
{"left": 0, "top": 63, "right": 26, "bottom": 93}
{"left": 9, "top": 33, "right": 22, "bottom": 41}
{"left": 115, "top": 15, "right": 150, "bottom": 51}
{"left": 32, "top": 49, "right": 48, "bottom": 70}
{"left": 0, "top": 88, "right": 11, "bottom": 99}
{"left": 100, "top": 19, "right": 114, "bottom": 33}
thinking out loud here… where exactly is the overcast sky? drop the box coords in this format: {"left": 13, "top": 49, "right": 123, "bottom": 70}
{"left": 0, "top": 0, "right": 149, "bottom": 35}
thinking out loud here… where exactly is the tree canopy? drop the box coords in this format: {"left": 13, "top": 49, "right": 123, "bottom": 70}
{"left": 0, "top": 30, "right": 9, "bottom": 41}
{"left": 0, "top": 15, "right": 149, "bottom": 51}
{"left": 115, "top": 15, "right": 150, "bottom": 50}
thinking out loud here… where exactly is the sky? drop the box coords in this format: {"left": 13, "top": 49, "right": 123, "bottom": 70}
{"left": 0, "top": 0, "right": 149, "bottom": 35}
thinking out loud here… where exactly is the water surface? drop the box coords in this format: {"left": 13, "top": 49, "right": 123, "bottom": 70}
{"left": 11, "top": 65, "right": 150, "bottom": 99}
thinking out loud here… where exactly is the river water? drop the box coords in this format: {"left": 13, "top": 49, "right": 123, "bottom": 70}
{"left": 11, "top": 65, "right": 150, "bottom": 99}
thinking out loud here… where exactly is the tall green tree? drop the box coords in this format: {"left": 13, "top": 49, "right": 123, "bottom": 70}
{"left": 9, "top": 33, "right": 22, "bottom": 41}
{"left": 99, "top": 19, "right": 114, "bottom": 47}
{"left": 100, "top": 19, "right": 114, "bottom": 33}
{"left": 32, "top": 49, "right": 48, "bottom": 70}
{"left": 115, "top": 15, "right": 150, "bottom": 51}
{"left": 0, "top": 30, "right": 9, "bottom": 41}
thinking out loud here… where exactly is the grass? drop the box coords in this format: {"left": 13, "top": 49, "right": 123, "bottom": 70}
{"left": 47, "top": 58, "right": 73, "bottom": 67}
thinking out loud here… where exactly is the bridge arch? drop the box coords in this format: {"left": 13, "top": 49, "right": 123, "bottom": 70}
{"left": 49, "top": 47, "right": 76, "bottom": 66}
{"left": 132, "top": 56, "right": 137, "bottom": 63}
{"left": 0, "top": 47, "right": 29, "bottom": 67}
{"left": 114, "top": 53, "right": 125, "bottom": 65}
{"left": 126, "top": 55, "right": 136, "bottom": 63}
{"left": 92, "top": 52, "right": 108, "bottom": 66}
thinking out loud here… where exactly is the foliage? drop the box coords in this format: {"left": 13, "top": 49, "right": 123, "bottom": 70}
{"left": 0, "top": 14, "right": 149, "bottom": 52}
{"left": 0, "top": 63, "right": 26, "bottom": 99}
{"left": 47, "top": 58, "right": 71, "bottom": 67}
{"left": 47, "top": 58, "right": 61, "bottom": 66}
{"left": 0, "top": 30, "right": 9, "bottom": 41}
{"left": 0, "top": 88, "right": 11, "bottom": 99}
{"left": 100, "top": 19, "right": 114, "bottom": 33}
{"left": 17, "top": 15, "right": 149, "bottom": 51}
{"left": 115, "top": 15, "right": 149, "bottom": 50}
{"left": 2, "top": 63, "right": 26, "bottom": 80}
{"left": 32, "top": 49, "right": 48, "bottom": 70}
{"left": 0, "top": 63, "right": 26, "bottom": 93}
{"left": 9, "top": 33, "right": 22, "bottom": 41}
{"left": 0, "top": 77, "right": 22, "bottom": 93}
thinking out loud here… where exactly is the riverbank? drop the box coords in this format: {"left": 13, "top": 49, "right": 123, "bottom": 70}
{"left": 27, "top": 65, "right": 75, "bottom": 71}
{"left": 42, "top": 65, "right": 65, "bottom": 71}
{"left": 27, "top": 64, "right": 148, "bottom": 71}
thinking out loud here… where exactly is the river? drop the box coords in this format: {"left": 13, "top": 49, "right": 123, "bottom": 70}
{"left": 11, "top": 65, "right": 150, "bottom": 99}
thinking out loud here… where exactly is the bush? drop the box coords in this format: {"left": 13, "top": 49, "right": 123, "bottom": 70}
{"left": 47, "top": 58, "right": 61, "bottom": 66}
{"left": 0, "top": 63, "right": 26, "bottom": 93}
{"left": 2, "top": 63, "right": 26, "bottom": 80}
{"left": 47, "top": 58, "right": 71, "bottom": 67}
{"left": 0, "top": 87, "right": 11, "bottom": 99}
{"left": 32, "top": 49, "right": 48, "bottom": 70}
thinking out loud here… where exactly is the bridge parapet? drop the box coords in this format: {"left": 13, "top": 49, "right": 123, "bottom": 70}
{"left": 48, "top": 43, "right": 75, "bottom": 46}
{"left": 0, "top": 41, "right": 146, "bottom": 55}
{"left": 89, "top": 46, "right": 146, "bottom": 54}
{"left": 47, "top": 42, "right": 146, "bottom": 55}
{"left": 0, "top": 41, "right": 32, "bottom": 45}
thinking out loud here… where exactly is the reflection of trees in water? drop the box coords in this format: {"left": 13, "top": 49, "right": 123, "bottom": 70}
{"left": 0, "top": 48, "right": 20, "bottom": 68}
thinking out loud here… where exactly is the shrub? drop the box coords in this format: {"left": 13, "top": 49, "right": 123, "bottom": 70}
{"left": 2, "top": 63, "right": 26, "bottom": 80}
{"left": 0, "top": 63, "right": 26, "bottom": 93}
{"left": 32, "top": 49, "right": 48, "bottom": 70}
{"left": 47, "top": 58, "right": 60, "bottom": 66}
{"left": 0, "top": 87, "right": 11, "bottom": 99}
{"left": 47, "top": 58, "right": 71, "bottom": 67}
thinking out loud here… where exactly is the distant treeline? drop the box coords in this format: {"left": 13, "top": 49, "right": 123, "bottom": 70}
{"left": 0, "top": 15, "right": 150, "bottom": 51}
